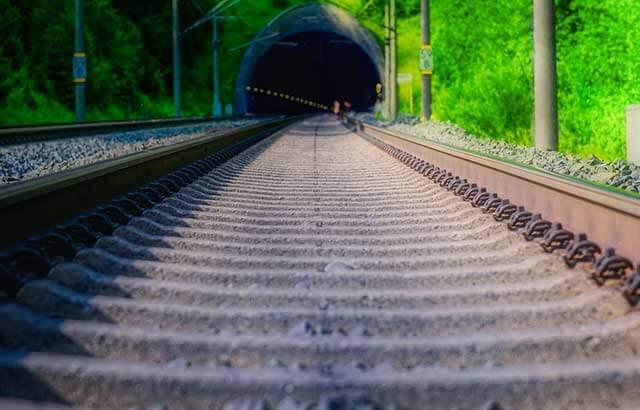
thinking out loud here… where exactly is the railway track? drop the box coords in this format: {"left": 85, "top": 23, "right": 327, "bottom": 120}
{"left": 0, "top": 115, "right": 639, "bottom": 409}
{"left": 0, "top": 116, "right": 263, "bottom": 146}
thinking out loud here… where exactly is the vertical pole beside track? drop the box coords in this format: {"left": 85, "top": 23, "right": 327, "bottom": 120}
{"left": 420, "top": 0, "right": 432, "bottom": 121}
{"left": 384, "top": 4, "right": 391, "bottom": 120}
{"left": 172, "top": 0, "right": 182, "bottom": 117}
{"left": 389, "top": 0, "right": 398, "bottom": 122}
{"left": 212, "top": 18, "right": 222, "bottom": 118}
{"left": 533, "top": 0, "right": 558, "bottom": 151}
{"left": 74, "top": 0, "right": 86, "bottom": 123}
{"left": 628, "top": 105, "right": 640, "bottom": 165}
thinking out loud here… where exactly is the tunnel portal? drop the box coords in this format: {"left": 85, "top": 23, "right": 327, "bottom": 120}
{"left": 246, "top": 31, "right": 380, "bottom": 114}
{"left": 235, "top": 3, "right": 384, "bottom": 115}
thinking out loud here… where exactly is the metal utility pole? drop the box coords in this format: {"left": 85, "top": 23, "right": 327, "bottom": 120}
{"left": 73, "top": 0, "right": 86, "bottom": 122}
{"left": 182, "top": 0, "right": 240, "bottom": 117}
{"left": 384, "top": 4, "right": 391, "bottom": 119}
{"left": 389, "top": 0, "right": 397, "bottom": 121}
{"left": 533, "top": 0, "right": 558, "bottom": 151}
{"left": 212, "top": 18, "right": 222, "bottom": 117}
{"left": 628, "top": 105, "right": 640, "bottom": 165}
{"left": 172, "top": 0, "right": 182, "bottom": 117}
{"left": 420, "top": 0, "right": 432, "bottom": 120}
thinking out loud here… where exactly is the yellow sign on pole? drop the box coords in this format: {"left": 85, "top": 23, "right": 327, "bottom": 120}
{"left": 419, "top": 45, "right": 433, "bottom": 75}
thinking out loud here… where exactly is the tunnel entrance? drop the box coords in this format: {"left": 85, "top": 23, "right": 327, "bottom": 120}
{"left": 235, "top": 3, "right": 385, "bottom": 115}
{"left": 246, "top": 31, "right": 380, "bottom": 114}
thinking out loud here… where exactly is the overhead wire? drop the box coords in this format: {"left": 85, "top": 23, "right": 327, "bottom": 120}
{"left": 181, "top": 0, "right": 233, "bottom": 35}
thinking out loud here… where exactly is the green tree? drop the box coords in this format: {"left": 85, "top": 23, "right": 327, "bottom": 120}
{"left": 0, "top": 0, "right": 638, "bottom": 161}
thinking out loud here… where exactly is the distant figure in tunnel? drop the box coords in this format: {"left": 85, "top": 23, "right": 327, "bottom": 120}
{"left": 333, "top": 100, "right": 341, "bottom": 118}
{"left": 343, "top": 101, "right": 352, "bottom": 113}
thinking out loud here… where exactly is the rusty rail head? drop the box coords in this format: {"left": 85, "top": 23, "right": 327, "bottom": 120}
{"left": 352, "top": 118, "right": 639, "bottom": 269}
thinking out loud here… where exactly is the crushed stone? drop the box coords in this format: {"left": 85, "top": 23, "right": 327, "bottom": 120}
{"left": 0, "top": 118, "right": 267, "bottom": 185}
{"left": 353, "top": 112, "right": 640, "bottom": 195}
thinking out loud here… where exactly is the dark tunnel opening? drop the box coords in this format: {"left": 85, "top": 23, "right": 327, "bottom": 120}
{"left": 244, "top": 31, "right": 381, "bottom": 114}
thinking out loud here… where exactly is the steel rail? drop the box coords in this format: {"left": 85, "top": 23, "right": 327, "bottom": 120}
{"left": 349, "top": 118, "right": 639, "bottom": 264}
{"left": 0, "top": 115, "right": 269, "bottom": 146}
{"left": 2, "top": 115, "right": 640, "bottom": 408}
{"left": 0, "top": 116, "right": 297, "bottom": 248}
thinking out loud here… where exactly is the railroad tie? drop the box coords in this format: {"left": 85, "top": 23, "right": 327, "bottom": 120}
{"left": 0, "top": 115, "right": 639, "bottom": 409}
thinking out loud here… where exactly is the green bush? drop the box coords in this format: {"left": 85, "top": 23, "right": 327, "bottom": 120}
{"left": 1, "top": 0, "right": 638, "bottom": 161}
{"left": 395, "top": 0, "right": 640, "bottom": 161}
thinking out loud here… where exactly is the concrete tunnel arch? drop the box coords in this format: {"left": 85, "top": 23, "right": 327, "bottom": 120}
{"left": 234, "top": 3, "right": 385, "bottom": 114}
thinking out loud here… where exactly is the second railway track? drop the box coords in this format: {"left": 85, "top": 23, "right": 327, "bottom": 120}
{"left": 1, "top": 115, "right": 640, "bottom": 409}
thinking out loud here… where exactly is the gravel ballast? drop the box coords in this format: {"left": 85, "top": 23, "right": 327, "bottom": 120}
{"left": 2, "top": 116, "right": 637, "bottom": 409}
{"left": 0, "top": 118, "right": 267, "bottom": 185}
{"left": 354, "top": 113, "right": 640, "bottom": 195}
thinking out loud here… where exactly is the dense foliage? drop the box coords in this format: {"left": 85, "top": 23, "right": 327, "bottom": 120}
{"left": 1, "top": 0, "right": 638, "bottom": 160}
